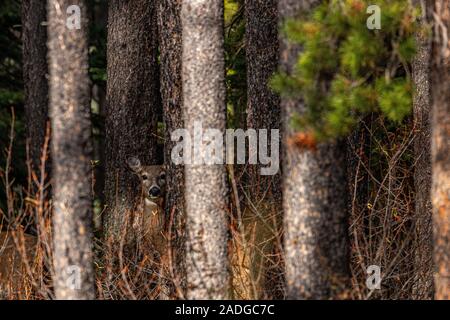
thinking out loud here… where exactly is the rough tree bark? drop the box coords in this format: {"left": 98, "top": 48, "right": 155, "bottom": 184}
{"left": 244, "top": 0, "right": 283, "bottom": 299}
{"left": 245, "top": 0, "right": 281, "bottom": 202}
{"left": 22, "top": 0, "right": 49, "bottom": 172}
{"left": 156, "top": 0, "right": 186, "bottom": 297}
{"left": 104, "top": 0, "right": 160, "bottom": 242}
{"left": 279, "top": 0, "right": 350, "bottom": 299}
{"left": 412, "top": 0, "right": 434, "bottom": 300}
{"left": 430, "top": 0, "right": 450, "bottom": 300}
{"left": 48, "top": 0, "right": 95, "bottom": 299}
{"left": 181, "top": 0, "right": 230, "bottom": 299}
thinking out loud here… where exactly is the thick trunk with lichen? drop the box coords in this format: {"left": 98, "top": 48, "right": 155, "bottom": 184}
{"left": 48, "top": 0, "right": 94, "bottom": 300}
{"left": 411, "top": 0, "right": 434, "bottom": 300}
{"left": 182, "top": 0, "right": 230, "bottom": 299}
{"left": 22, "top": 0, "right": 49, "bottom": 173}
{"left": 244, "top": 0, "right": 283, "bottom": 299}
{"left": 279, "top": 0, "right": 350, "bottom": 299}
{"left": 104, "top": 0, "right": 160, "bottom": 243}
{"left": 156, "top": 0, "right": 186, "bottom": 297}
{"left": 431, "top": 0, "right": 450, "bottom": 301}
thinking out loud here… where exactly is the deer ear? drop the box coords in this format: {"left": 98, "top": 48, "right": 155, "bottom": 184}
{"left": 127, "top": 157, "right": 142, "bottom": 173}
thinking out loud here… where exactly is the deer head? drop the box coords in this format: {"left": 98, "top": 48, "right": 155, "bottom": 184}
{"left": 127, "top": 157, "right": 166, "bottom": 249}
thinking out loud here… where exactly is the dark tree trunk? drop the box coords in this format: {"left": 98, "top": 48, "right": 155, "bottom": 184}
{"left": 22, "top": 0, "right": 49, "bottom": 173}
{"left": 245, "top": 0, "right": 280, "bottom": 131}
{"left": 182, "top": 0, "right": 230, "bottom": 299}
{"left": 411, "top": 0, "right": 434, "bottom": 300}
{"left": 48, "top": 0, "right": 95, "bottom": 299}
{"left": 278, "top": 0, "right": 350, "bottom": 299}
{"left": 431, "top": 0, "right": 450, "bottom": 300}
{"left": 156, "top": 0, "right": 186, "bottom": 298}
{"left": 104, "top": 0, "right": 160, "bottom": 242}
{"left": 245, "top": 0, "right": 281, "bottom": 202}
{"left": 244, "top": 0, "right": 283, "bottom": 299}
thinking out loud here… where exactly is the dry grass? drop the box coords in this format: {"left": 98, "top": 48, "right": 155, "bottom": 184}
{"left": 0, "top": 110, "right": 53, "bottom": 299}
{"left": 0, "top": 112, "right": 421, "bottom": 300}
{"left": 348, "top": 115, "right": 417, "bottom": 299}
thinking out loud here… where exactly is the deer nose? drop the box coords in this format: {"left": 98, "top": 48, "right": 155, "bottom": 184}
{"left": 149, "top": 186, "right": 161, "bottom": 197}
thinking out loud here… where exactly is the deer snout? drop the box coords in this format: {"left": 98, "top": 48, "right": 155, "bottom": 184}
{"left": 149, "top": 186, "right": 161, "bottom": 197}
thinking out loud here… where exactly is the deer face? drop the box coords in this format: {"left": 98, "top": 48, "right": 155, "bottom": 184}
{"left": 127, "top": 157, "right": 166, "bottom": 204}
{"left": 127, "top": 157, "right": 167, "bottom": 252}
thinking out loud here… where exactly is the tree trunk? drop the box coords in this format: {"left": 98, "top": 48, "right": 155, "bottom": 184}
{"left": 104, "top": 0, "right": 160, "bottom": 242}
{"left": 245, "top": 0, "right": 281, "bottom": 202}
{"left": 431, "top": 0, "right": 450, "bottom": 300}
{"left": 279, "top": 0, "right": 350, "bottom": 299}
{"left": 181, "top": 0, "right": 230, "bottom": 299}
{"left": 412, "top": 0, "right": 434, "bottom": 300}
{"left": 22, "top": 0, "right": 49, "bottom": 173}
{"left": 156, "top": 0, "right": 186, "bottom": 298}
{"left": 244, "top": 0, "right": 283, "bottom": 299}
{"left": 48, "top": 0, "right": 95, "bottom": 299}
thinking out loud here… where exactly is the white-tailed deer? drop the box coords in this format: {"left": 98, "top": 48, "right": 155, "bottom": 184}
{"left": 127, "top": 157, "right": 280, "bottom": 299}
{"left": 127, "top": 157, "right": 169, "bottom": 298}
{"left": 127, "top": 157, "right": 166, "bottom": 252}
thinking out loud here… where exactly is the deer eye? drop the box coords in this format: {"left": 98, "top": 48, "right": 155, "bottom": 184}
{"left": 142, "top": 174, "right": 148, "bottom": 180}
{"left": 160, "top": 173, "right": 166, "bottom": 180}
